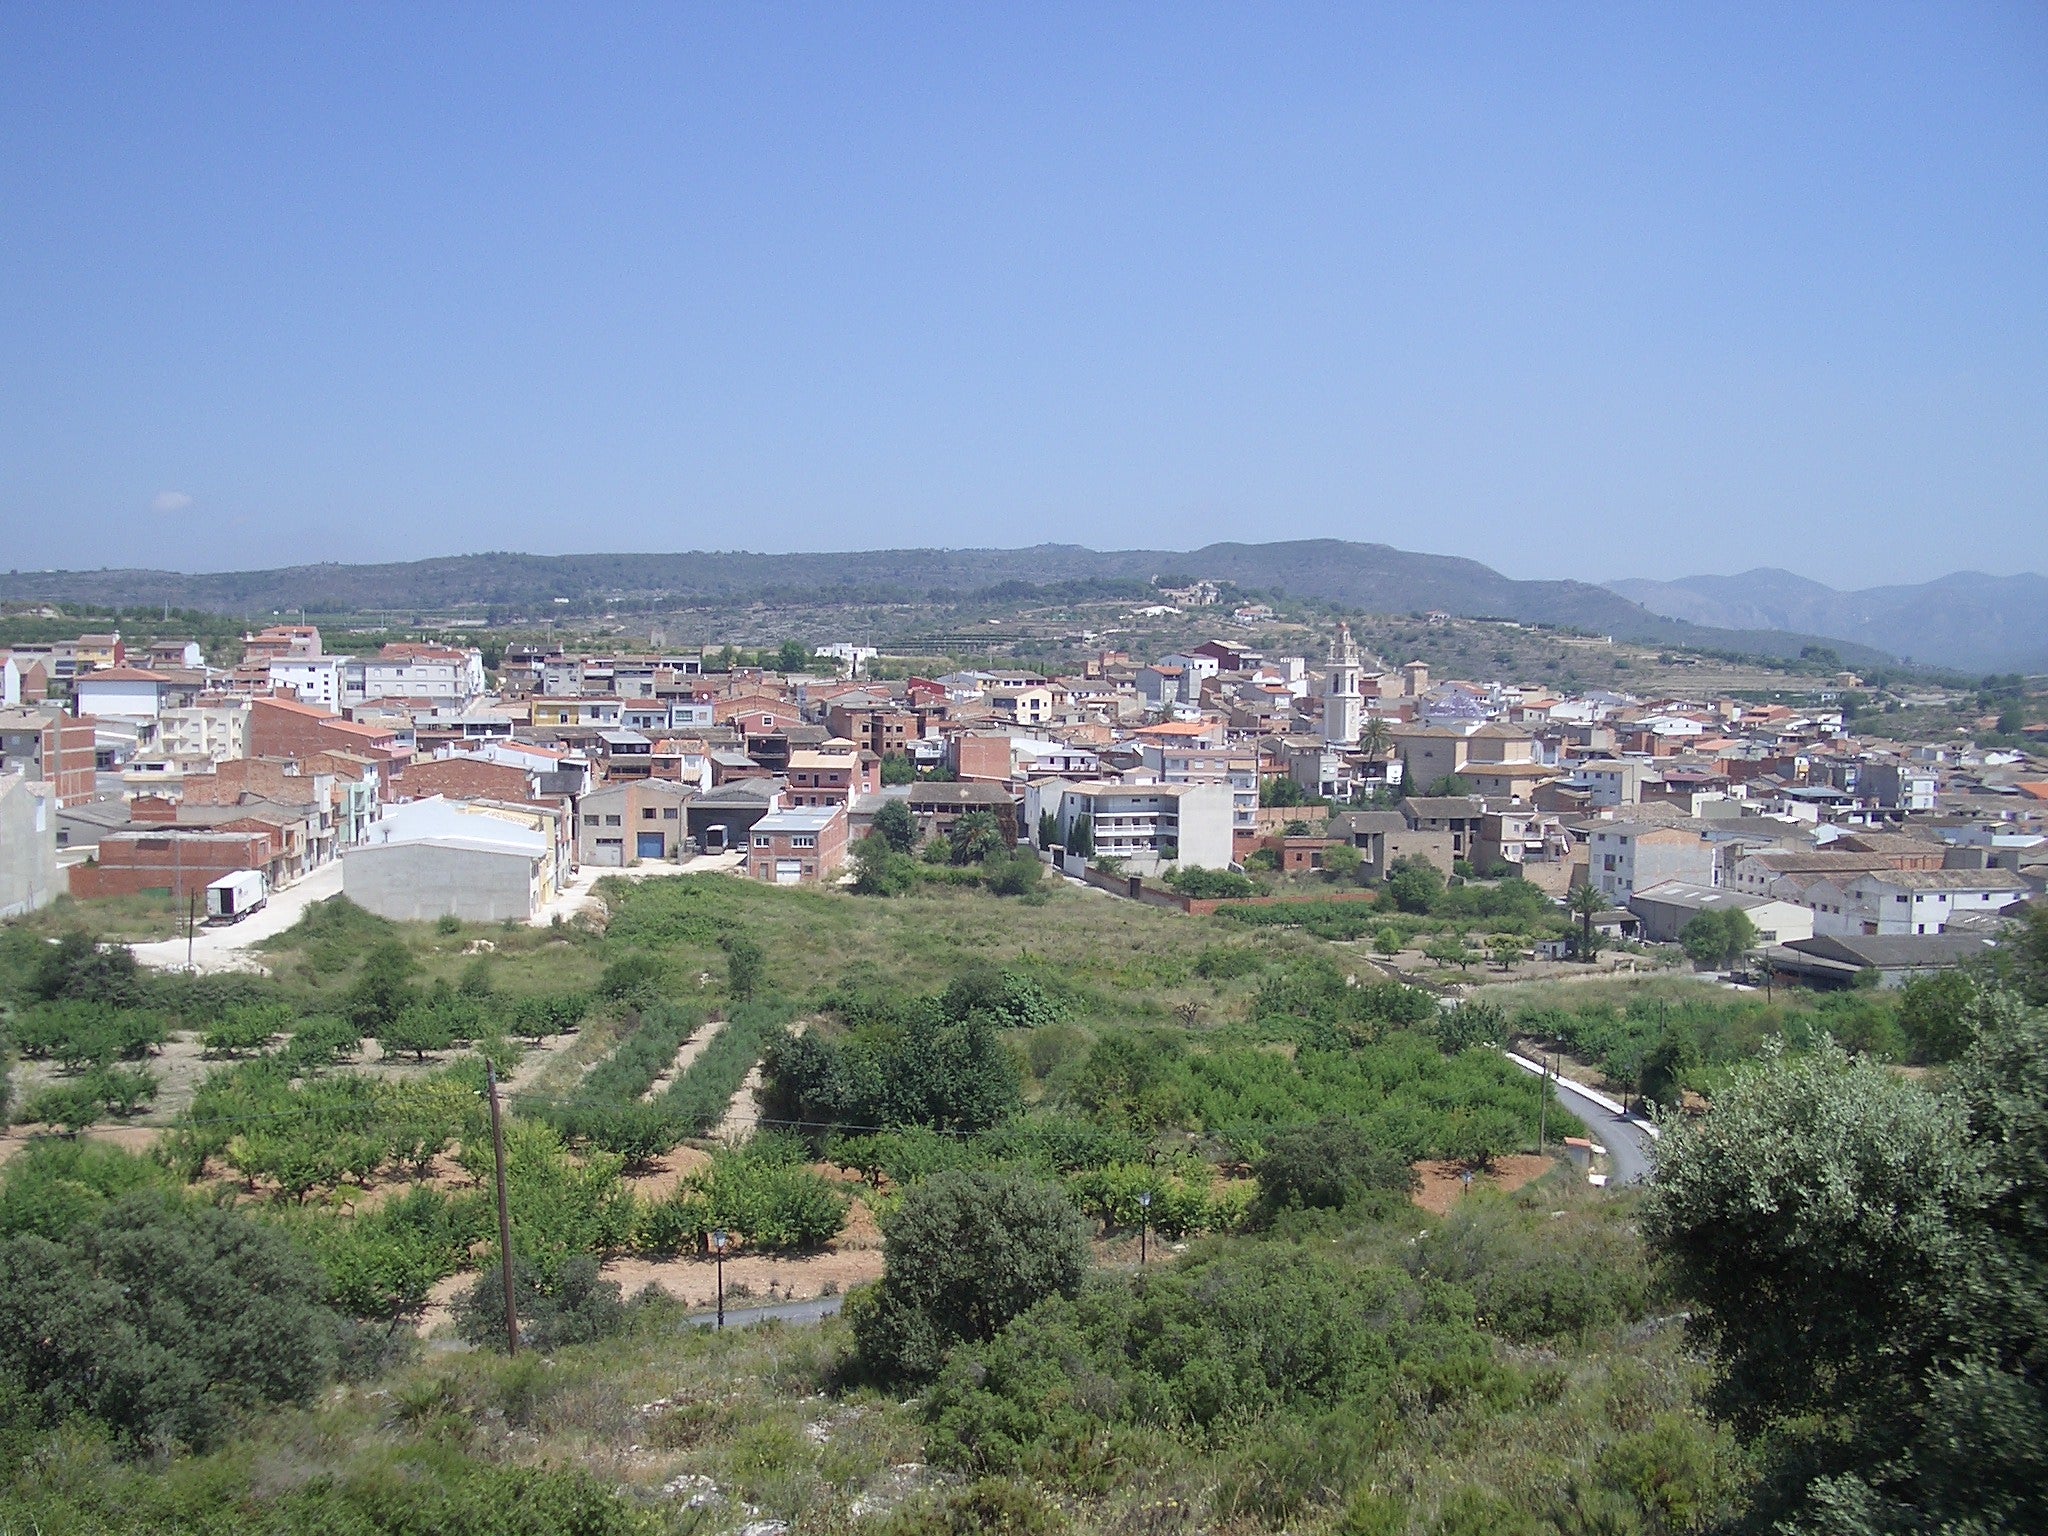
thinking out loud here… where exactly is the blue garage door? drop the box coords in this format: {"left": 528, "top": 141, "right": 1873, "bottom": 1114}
{"left": 637, "top": 832, "right": 666, "bottom": 860}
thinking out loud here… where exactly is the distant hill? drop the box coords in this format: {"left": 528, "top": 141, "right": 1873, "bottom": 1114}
{"left": 1605, "top": 568, "right": 2048, "bottom": 674}
{"left": 0, "top": 540, "right": 1898, "bottom": 669}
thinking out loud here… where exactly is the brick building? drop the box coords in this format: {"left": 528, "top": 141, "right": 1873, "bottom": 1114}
{"left": 784, "top": 746, "right": 880, "bottom": 809}
{"left": 402, "top": 756, "right": 539, "bottom": 805}
{"left": 0, "top": 708, "right": 98, "bottom": 808}
{"left": 249, "top": 696, "right": 410, "bottom": 791}
{"left": 747, "top": 804, "right": 849, "bottom": 884}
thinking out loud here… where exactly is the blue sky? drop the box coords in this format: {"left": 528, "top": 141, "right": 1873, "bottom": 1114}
{"left": 2, "top": 4, "right": 2043, "bottom": 585}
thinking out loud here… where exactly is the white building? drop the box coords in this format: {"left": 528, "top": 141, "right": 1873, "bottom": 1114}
{"left": 269, "top": 655, "right": 347, "bottom": 712}
{"left": 157, "top": 699, "right": 251, "bottom": 765}
{"left": 345, "top": 646, "right": 488, "bottom": 705}
{"left": 0, "top": 773, "right": 63, "bottom": 918}
{"left": 1811, "top": 868, "right": 2030, "bottom": 937}
{"left": 1321, "top": 623, "right": 1362, "bottom": 746}
{"left": 1628, "top": 880, "right": 1813, "bottom": 946}
{"left": 1583, "top": 822, "right": 1719, "bottom": 903}
{"left": 342, "top": 795, "right": 562, "bottom": 922}
{"left": 1140, "top": 745, "right": 1259, "bottom": 843}
{"left": 1053, "top": 780, "right": 1234, "bottom": 872}
{"left": 71, "top": 667, "right": 172, "bottom": 722}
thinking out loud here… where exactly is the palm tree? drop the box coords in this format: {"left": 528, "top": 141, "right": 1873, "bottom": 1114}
{"left": 1358, "top": 715, "right": 1393, "bottom": 772}
{"left": 1567, "top": 882, "right": 1606, "bottom": 963}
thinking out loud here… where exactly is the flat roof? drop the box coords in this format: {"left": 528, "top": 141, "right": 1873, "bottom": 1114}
{"left": 753, "top": 806, "right": 843, "bottom": 833}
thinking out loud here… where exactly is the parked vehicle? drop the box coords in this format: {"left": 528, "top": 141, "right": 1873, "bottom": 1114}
{"left": 205, "top": 869, "right": 270, "bottom": 923}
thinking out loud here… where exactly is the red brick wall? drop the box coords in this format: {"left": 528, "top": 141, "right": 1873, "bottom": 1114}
{"left": 249, "top": 699, "right": 407, "bottom": 791}
{"left": 400, "top": 758, "right": 534, "bottom": 803}
{"left": 183, "top": 757, "right": 322, "bottom": 807}
{"left": 954, "top": 734, "right": 1012, "bottom": 783}
{"left": 72, "top": 830, "right": 275, "bottom": 901}
{"left": 45, "top": 715, "right": 96, "bottom": 807}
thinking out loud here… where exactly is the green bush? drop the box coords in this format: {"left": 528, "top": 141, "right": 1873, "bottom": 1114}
{"left": 766, "top": 999, "right": 1020, "bottom": 1134}
{"left": 598, "top": 950, "right": 669, "bottom": 1006}
{"left": 852, "top": 1170, "right": 1090, "bottom": 1383}
{"left": 0, "top": 1139, "right": 179, "bottom": 1241}
{"left": 454, "top": 1255, "right": 630, "bottom": 1353}
{"left": 202, "top": 1001, "right": 293, "bottom": 1057}
{"left": 1254, "top": 1118, "right": 1418, "bottom": 1213}
{"left": 1411, "top": 1199, "right": 1651, "bottom": 1341}
{"left": 926, "top": 1249, "right": 1509, "bottom": 1482}
{"left": 632, "top": 1144, "right": 848, "bottom": 1254}
{"left": 1164, "top": 866, "right": 1263, "bottom": 900}
{"left": 0, "top": 1192, "right": 340, "bottom": 1450}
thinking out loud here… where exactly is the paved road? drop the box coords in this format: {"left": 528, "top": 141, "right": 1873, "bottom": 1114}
{"left": 1506, "top": 1052, "right": 1658, "bottom": 1186}
{"left": 129, "top": 860, "right": 345, "bottom": 972}
{"left": 685, "top": 1294, "right": 844, "bottom": 1331}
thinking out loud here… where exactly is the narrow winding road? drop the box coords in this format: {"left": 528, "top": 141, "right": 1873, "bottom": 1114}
{"left": 1507, "top": 1051, "right": 1658, "bottom": 1185}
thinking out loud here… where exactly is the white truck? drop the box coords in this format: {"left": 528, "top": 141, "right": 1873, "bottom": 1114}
{"left": 204, "top": 869, "right": 269, "bottom": 924}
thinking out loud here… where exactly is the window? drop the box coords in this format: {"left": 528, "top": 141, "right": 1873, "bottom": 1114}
{"left": 604, "top": 814, "right": 621, "bottom": 826}
{"left": 643, "top": 807, "right": 657, "bottom": 819}
{"left": 663, "top": 808, "right": 678, "bottom": 819}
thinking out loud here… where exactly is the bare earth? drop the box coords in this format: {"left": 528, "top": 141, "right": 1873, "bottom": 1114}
{"left": 415, "top": 1160, "right": 885, "bottom": 1336}
{"left": 1410, "top": 1153, "right": 1554, "bottom": 1216}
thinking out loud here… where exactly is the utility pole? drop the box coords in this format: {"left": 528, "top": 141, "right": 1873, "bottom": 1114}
{"left": 486, "top": 1062, "right": 519, "bottom": 1355}
{"left": 1537, "top": 1053, "right": 1548, "bottom": 1153}
{"left": 186, "top": 891, "right": 197, "bottom": 971}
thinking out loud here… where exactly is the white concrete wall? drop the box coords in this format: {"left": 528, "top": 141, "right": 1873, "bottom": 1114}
{"left": 0, "top": 775, "right": 64, "bottom": 918}
{"left": 343, "top": 841, "right": 538, "bottom": 922}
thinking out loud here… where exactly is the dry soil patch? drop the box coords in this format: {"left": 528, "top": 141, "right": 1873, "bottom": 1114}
{"left": 1410, "top": 1153, "right": 1554, "bottom": 1216}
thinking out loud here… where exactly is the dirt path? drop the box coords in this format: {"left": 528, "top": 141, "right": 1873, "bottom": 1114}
{"left": 715, "top": 1058, "right": 768, "bottom": 1142}
{"left": 639, "top": 1014, "right": 727, "bottom": 1103}
{"left": 710, "top": 1018, "right": 804, "bottom": 1142}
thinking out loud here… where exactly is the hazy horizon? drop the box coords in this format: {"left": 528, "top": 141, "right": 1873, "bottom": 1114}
{"left": 4, "top": 7, "right": 2044, "bottom": 585}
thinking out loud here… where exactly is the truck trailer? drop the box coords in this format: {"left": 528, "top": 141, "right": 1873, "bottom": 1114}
{"left": 204, "top": 869, "right": 269, "bottom": 923}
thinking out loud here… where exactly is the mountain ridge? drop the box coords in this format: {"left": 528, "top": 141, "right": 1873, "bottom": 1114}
{"left": 1604, "top": 567, "right": 2047, "bottom": 673}
{"left": 0, "top": 540, "right": 1905, "bottom": 670}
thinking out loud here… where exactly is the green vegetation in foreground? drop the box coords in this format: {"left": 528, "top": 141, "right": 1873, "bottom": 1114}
{"left": 0, "top": 875, "right": 2041, "bottom": 1533}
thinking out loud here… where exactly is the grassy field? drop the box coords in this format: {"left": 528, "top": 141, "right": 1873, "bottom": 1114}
{"left": 0, "top": 873, "right": 1773, "bottom": 1534}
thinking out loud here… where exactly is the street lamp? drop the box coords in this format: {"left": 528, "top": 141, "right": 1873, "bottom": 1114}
{"left": 711, "top": 1229, "right": 729, "bottom": 1329}
{"left": 1138, "top": 1190, "right": 1152, "bottom": 1266}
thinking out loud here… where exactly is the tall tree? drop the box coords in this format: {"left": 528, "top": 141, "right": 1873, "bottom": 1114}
{"left": 1645, "top": 1006, "right": 2048, "bottom": 1534}
{"left": 1567, "top": 883, "right": 1606, "bottom": 963}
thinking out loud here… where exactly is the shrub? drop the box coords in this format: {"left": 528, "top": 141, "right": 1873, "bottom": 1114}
{"left": 982, "top": 849, "right": 1044, "bottom": 897}
{"left": 0, "top": 1140, "right": 177, "bottom": 1241}
{"left": 851, "top": 1170, "right": 1090, "bottom": 1383}
{"left": 766, "top": 1003, "right": 1020, "bottom": 1135}
{"left": 873, "top": 799, "right": 918, "bottom": 853}
{"left": 926, "top": 1249, "right": 1509, "bottom": 1479}
{"left": 1255, "top": 1118, "right": 1418, "bottom": 1213}
{"left": 344, "top": 940, "right": 418, "bottom": 1033}
{"left": 203, "top": 1002, "right": 293, "bottom": 1057}
{"left": 598, "top": 951, "right": 669, "bottom": 1006}
{"left": 27, "top": 930, "right": 147, "bottom": 1008}
{"left": 454, "top": 1255, "right": 630, "bottom": 1353}
{"left": 0, "top": 1192, "right": 340, "bottom": 1450}
{"left": 633, "top": 1146, "right": 848, "bottom": 1254}
{"left": 1164, "top": 866, "right": 1262, "bottom": 900}
{"left": 1412, "top": 1200, "right": 1651, "bottom": 1342}
{"left": 721, "top": 931, "right": 765, "bottom": 1001}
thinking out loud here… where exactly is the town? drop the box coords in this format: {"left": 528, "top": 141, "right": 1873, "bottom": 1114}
{"left": 2, "top": 597, "right": 2040, "bottom": 991}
